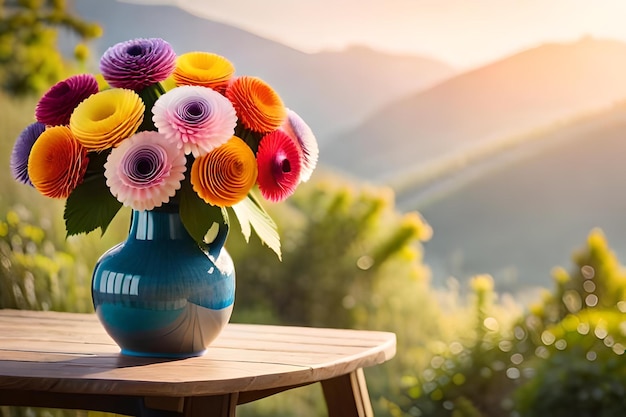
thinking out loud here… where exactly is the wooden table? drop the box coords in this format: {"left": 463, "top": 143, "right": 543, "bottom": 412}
{"left": 0, "top": 309, "right": 396, "bottom": 417}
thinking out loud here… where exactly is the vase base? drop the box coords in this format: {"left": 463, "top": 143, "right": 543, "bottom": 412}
{"left": 120, "top": 348, "right": 207, "bottom": 359}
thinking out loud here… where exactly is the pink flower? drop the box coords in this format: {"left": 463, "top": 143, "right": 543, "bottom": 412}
{"left": 104, "top": 131, "right": 187, "bottom": 211}
{"left": 256, "top": 130, "right": 302, "bottom": 202}
{"left": 281, "top": 109, "right": 318, "bottom": 182}
{"left": 152, "top": 85, "right": 237, "bottom": 157}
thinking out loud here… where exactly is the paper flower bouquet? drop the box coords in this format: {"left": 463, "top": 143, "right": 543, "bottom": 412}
{"left": 10, "top": 38, "right": 318, "bottom": 258}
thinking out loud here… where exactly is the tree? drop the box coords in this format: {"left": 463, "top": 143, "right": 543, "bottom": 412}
{"left": 0, "top": 0, "right": 101, "bottom": 95}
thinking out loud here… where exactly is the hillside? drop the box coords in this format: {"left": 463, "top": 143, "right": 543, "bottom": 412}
{"left": 411, "top": 102, "right": 626, "bottom": 296}
{"left": 68, "top": 0, "right": 455, "bottom": 143}
{"left": 323, "top": 37, "right": 626, "bottom": 182}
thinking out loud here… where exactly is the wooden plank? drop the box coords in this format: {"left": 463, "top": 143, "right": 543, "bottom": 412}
{"left": 225, "top": 323, "right": 396, "bottom": 341}
{"left": 0, "top": 309, "right": 93, "bottom": 320}
{"left": 0, "top": 338, "right": 123, "bottom": 354}
{"left": 0, "top": 347, "right": 374, "bottom": 371}
{"left": 0, "top": 327, "right": 392, "bottom": 353}
{"left": 0, "top": 335, "right": 383, "bottom": 355}
{"left": 0, "top": 347, "right": 393, "bottom": 378}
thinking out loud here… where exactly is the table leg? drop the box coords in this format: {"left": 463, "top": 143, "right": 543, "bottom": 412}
{"left": 321, "top": 369, "right": 374, "bottom": 417}
{"left": 183, "top": 393, "right": 239, "bottom": 417}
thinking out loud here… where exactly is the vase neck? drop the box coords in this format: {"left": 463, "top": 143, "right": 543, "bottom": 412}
{"left": 129, "top": 210, "right": 189, "bottom": 241}
{"left": 127, "top": 209, "right": 229, "bottom": 260}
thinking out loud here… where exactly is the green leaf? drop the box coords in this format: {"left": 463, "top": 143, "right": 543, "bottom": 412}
{"left": 64, "top": 152, "right": 123, "bottom": 236}
{"left": 179, "top": 177, "right": 229, "bottom": 246}
{"left": 232, "top": 192, "right": 282, "bottom": 260}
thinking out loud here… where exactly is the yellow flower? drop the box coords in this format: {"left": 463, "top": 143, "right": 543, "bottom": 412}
{"left": 191, "top": 136, "right": 258, "bottom": 207}
{"left": 69, "top": 88, "right": 144, "bottom": 151}
{"left": 173, "top": 52, "right": 235, "bottom": 93}
{"left": 28, "top": 126, "right": 89, "bottom": 199}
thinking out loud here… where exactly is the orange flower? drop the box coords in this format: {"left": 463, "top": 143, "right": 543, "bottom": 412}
{"left": 191, "top": 136, "right": 258, "bottom": 207}
{"left": 226, "top": 76, "right": 286, "bottom": 133}
{"left": 28, "top": 126, "right": 89, "bottom": 199}
{"left": 173, "top": 52, "right": 235, "bottom": 93}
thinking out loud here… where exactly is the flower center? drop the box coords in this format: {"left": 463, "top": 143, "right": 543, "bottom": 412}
{"left": 89, "top": 103, "right": 116, "bottom": 122}
{"left": 123, "top": 145, "right": 168, "bottom": 187}
{"left": 49, "top": 82, "right": 70, "bottom": 98}
{"left": 179, "top": 99, "right": 209, "bottom": 124}
{"left": 126, "top": 45, "right": 145, "bottom": 56}
{"left": 281, "top": 159, "right": 291, "bottom": 173}
{"left": 137, "top": 159, "right": 153, "bottom": 176}
{"left": 187, "top": 102, "right": 203, "bottom": 117}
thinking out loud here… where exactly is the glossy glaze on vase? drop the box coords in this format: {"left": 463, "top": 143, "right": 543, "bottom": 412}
{"left": 92, "top": 208, "right": 235, "bottom": 358}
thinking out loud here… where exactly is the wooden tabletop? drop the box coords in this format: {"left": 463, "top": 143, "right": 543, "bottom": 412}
{"left": 0, "top": 309, "right": 396, "bottom": 401}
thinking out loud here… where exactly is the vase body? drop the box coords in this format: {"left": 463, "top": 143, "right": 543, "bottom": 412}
{"left": 91, "top": 208, "right": 235, "bottom": 358}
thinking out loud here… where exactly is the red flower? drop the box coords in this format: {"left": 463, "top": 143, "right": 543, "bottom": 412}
{"left": 256, "top": 130, "right": 302, "bottom": 202}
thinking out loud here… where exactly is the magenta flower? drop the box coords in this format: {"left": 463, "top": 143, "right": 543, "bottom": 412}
{"left": 100, "top": 38, "right": 177, "bottom": 91}
{"left": 152, "top": 85, "right": 237, "bottom": 157}
{"left": 35, "top": 74, "right": 99, "bottom": 126}
{"left": 10, "top": 122, "right": 46, "bottom": 186}
{"left": 104, "top": 131, "right": 187, "bottom": 211}
{"left": 256, "top": 130, "right": 303, "bottom": 202}
{"left": 281, "top": 109, "right": 319, "bottom": 183}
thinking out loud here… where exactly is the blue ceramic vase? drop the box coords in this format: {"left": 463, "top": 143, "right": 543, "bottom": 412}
{"left": 91, "top": 205, "right": 235, "bottom": 358}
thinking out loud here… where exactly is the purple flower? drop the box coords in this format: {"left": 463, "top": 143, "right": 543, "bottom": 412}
{"left": 10, "top": 122, "right": 46, "bottom": 186}
{"left": 152, "top": 85, "right": 237, "bottom": 157}
{"left": 35, "top": 74, "right": 99, "bottom": 126}
{"left": 100, "top": 38, "right": 177, "bottom": 91}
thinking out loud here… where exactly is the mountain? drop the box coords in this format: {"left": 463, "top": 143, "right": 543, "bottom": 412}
{"left": 323, "top": 37, "right": 626, "bottom": 182}
{"left": 411, "top": 101, "right": 626, "bottom": 296}
{"left": 67, "top": 0, "right": 455, "bottom": 143}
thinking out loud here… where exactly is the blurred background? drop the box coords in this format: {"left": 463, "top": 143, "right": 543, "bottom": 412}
{"left": 2, "top": 1, "right": 626, "bottom": 416}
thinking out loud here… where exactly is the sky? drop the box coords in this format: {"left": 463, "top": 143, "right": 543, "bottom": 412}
{"left": 129, "top": 0, "right": 626, "bottom": 69}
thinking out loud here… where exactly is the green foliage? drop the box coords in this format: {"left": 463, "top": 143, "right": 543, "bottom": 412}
{"left": 230, "top": 173, "right": 433, "bottom": 329}
{"left": 0, "top": 0, "right": 102, "bottom": 95}
{"left": 515, "top": 310, "right": 626, "bottom": 417}
{"left": 513, "top": 230, "right": 626, "bottom": 417}
{"left": 0, "top": 205, "right": 92, "bottom": 312}
{"left": 0, "top": 406, "right": 78, "bottom": 417}
{"left": 398, "top": 275, "right": 523, "bottom": 417}
{"left": 230, "top": 191, "right": 281, "bottom": 259}
{"left": 398, "top": 228, "right": 626, "bottom": 417}
{"left": 64, "top": 150, "right": 123, "bottom": 237}
{"left": 179, "top": 174, "right": 229, "bottom": 247}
